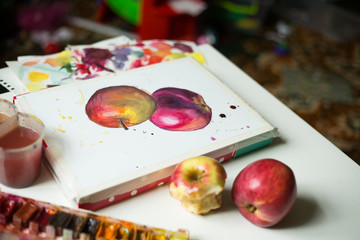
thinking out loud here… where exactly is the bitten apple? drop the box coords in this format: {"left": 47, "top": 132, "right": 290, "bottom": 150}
{"left": 169, "top": 156, "right": 227, "bottom": 215}
{"left": 232, "top": 158, "right": 297, "bottom": 227}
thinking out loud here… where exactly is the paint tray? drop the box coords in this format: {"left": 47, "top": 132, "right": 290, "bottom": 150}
{"left": 14, "top": 57, "right": 278, "bottom": 210}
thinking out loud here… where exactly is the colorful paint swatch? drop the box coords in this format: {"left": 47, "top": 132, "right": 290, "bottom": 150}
{"left": 16, "top": 36, "right": 205, "bottom": 92}
{"left": 0, "top": 191, "right": 189, "bottom": 239}
{"left": 12, "top": 201, "right": 39, "bottom": 229}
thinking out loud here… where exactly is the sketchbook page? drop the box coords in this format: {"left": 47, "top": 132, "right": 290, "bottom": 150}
{"left": 16, "top": 57, "right": 272, "bottom": 194}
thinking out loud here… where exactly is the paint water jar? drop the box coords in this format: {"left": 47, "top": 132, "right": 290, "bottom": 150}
{"left": 0, "top": 112, "right": 45, "bottom": 188}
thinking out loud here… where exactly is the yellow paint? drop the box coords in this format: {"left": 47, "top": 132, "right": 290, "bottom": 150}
{"left": 168, "top": 53, "right": 186, "bottom": 59}
{"left": 77, "top": 89, "right": 85, "bottom": 105}
{"left": 44, "top": 50, "right": 72, "bottom": 67}
{"left": 186, "top": 52, "right": 206, "bottom": 65}
{"left": 59, "top": 114, "right": 72, "bottom": 120}
{"left": 57, "top": 128, "right": 66, "bottom": 133}
{"left": 26, "top": 83, "right": 46, "bottom": 92}
{"left": 28, "top": 72, "right": 50, "bottom": 82}
{"left": 167, "top": 52, "right": 205, "bottom": 65}
{"left": 55, "top": 50, "right": 72, "bottom": 66}
{"left": 99, "top": 141, "right": 103, "bottom": 143}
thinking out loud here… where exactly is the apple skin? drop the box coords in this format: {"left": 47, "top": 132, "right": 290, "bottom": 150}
{"left": 169, "top": 156, "right": 227, "bottom": 215}
{"left": 231, "top": 158, "right": 297, "bottom": 227}
{"left": 150, "top": 87, "right": 212, "bottom": 131}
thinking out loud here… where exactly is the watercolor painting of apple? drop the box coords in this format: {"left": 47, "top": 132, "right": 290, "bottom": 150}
{"left": 150, "top": 87, "right": 212, "bottom": 131}
{"left": 85, "top": 85, "right": 157, "bottom": 129}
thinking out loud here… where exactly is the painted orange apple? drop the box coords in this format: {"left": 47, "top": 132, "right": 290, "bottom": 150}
{"left": 85, "top": 85, "right": 157, "bottom": 129}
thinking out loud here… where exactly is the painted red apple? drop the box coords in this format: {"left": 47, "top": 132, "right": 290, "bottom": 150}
{"left": 150, "top": 87, "right": 212, "bottom": 131}
{"left": 169, "top": 156, "right": 227, "bottom": 215}
{"left": 231, "top": 158, "right": 297, "bottom": 227}
{"left": 85, "top": 85, "right": 157, "bottom": 129}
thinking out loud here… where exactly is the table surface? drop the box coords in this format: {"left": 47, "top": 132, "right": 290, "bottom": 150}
{"left": 1, "top": 44, "right": 359, "bottom": 240}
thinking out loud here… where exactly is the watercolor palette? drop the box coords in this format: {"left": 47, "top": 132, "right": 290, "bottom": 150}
{"left": 14, "top": 57, "right": 278, "bottom": 210}
{"left": 0, "top": 191, "right": 189, "bottom": 240}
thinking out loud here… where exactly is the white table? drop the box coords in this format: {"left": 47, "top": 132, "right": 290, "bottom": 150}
{"left": 1, "top": 44, "right": 359, "bottom": 240}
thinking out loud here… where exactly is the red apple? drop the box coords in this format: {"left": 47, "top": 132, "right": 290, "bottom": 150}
{"left": 169, "top": 156, "right": 227, "bottom": 215}
{"left": 231, "top": 158, "right": 297, "bottom": 227}
{"left": 150, "top": 87, "right": 212, "bottom": 131}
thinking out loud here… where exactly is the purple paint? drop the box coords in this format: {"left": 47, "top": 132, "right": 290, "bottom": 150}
{"left": 173, "top": 43, "right": 193, "bottom": 53}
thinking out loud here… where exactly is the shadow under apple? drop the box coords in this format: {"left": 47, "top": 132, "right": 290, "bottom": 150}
{"left": 217, "top": 188, "right": 238, "bottom": 213}
{"left": 272, "top": 195, "right": 320, "bottom": 229}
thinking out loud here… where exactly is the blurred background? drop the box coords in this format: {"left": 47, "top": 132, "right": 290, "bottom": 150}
{"left": 0, "top": 0, "right": 359, "bottom": 165}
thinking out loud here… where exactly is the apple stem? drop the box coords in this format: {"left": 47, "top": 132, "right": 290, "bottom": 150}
{"left": 119, "top": 119, "right": 129, "bottom": 130}
{"left": 189, "top": 170, "right": 206, "bottom": 182}
{"left": 245, "top": 203, "right": 257, "bottom": 213}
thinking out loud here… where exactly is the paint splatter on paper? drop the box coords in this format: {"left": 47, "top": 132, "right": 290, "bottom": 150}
{"left": 77, "top": 89, "right": 85, "bottom": 105}
{"left": 57, "top": 128, "right": 66, "bottom": 133}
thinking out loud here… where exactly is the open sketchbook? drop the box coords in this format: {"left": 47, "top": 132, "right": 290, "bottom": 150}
{"left": 14, "top": 57, "right": 278, "bottom": 210}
